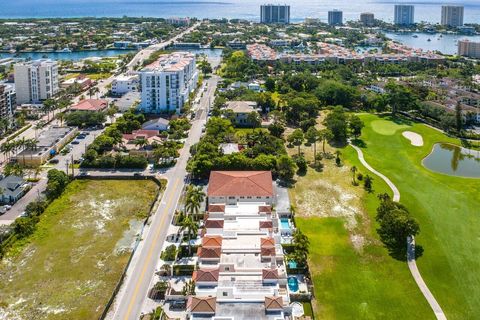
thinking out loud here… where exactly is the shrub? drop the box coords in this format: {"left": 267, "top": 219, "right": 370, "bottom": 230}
{"left": 161, "top": 244, "right": 177, "bottom": 261}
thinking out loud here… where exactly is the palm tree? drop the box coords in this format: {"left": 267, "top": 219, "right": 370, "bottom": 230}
{"left": 350, "top": 166, "right": 357, "bottom": 185}
{"left": 88, "top": 87, "right": 100, "bottom": 99}
{"left": 184, "top": 185, "right": 205, "bottom": 217}
{"left": 179, "top": 215, "right": 198, "bottom": 255}
{"left": 0, "top": 118, "right": 9, "bottom": 135}
{"left": 25, "top": 139, "right": 38, "bottom": 162}
{"left": 305, "top": 127, "right": 319, "bottom": 165}
{"left": 134, "top": 137, "right": 148, "bottom": 150}
{"left": 319, "top": 129, "right": 333, "bottom": 155}
{"left": 55, "top": 112, "right": 66, "bottom": 126}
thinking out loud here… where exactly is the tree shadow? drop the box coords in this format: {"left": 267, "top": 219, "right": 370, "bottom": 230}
{"left": 351, "top": 138, "right": 367, "bottom": 148}
{"left": 386, "top": 243, "right": 424, "bottom": 261}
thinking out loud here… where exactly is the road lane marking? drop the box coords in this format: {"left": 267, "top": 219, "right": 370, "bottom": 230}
{"left": 123, "top": 178, "right": 181, "bottom": 320}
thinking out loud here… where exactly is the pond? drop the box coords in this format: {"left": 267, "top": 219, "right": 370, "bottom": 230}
{"left": 423, "top": 143, "right": 480, "bottom": 178}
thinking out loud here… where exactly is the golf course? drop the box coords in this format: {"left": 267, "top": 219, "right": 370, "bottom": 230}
{"left": 352, "top": 114, "right": 480, "bottom": 319}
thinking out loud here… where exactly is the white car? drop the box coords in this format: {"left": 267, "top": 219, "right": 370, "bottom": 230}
{"left": 19, "top": 211, "right": 28, "bottom": 217}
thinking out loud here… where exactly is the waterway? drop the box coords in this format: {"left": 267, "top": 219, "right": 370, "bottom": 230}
{"left": 384, "top": 32, "right": 480, "bottom": 55}
{"left": 0, "top": 49, "right": 136, "bottom": 61}
{"left": 423, "top": 143, "right": 480, "bottom": 178}
{"left": 0, "top": 48, "right": 222, "bottom": 62}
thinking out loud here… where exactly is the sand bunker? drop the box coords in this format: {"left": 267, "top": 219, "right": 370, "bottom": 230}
{"left": 402, "top": 131, "right": 423, "bottom": 146}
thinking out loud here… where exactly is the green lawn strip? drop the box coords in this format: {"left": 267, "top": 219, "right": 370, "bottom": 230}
{"left": 0, "top": 179, "right": 159, "bottom": 320}
{"left": 290, "top": 144, "right": 432, "bottom": 319}
{"left": 356, "top": 113, "right": 480, "bottom": 319}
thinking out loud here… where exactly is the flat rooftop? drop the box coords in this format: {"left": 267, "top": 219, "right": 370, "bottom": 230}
{"left": 16, "top": 126, "right": 74, "bottom": 157}
{"left": 215, "top": 302, "right": 284, "bottom": 320}
{"left": 142, "top": 51, "right": 195, "bottom": 72}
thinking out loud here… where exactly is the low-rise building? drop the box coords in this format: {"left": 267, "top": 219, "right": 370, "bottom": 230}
{"left": 71, "top": 99, "right": 108, "bottom": 112}
{"left": 0, "top": 175, "right": 29, "bottom": 204}
{"left": 225, "top": 101, "right": 259, "bottom": 127}
{"left": 187, "top": 170, "right": 293, "bottom": 319}
{"left": 12, "top": 126, "right": 78, "bottom": 166}
{"left": 141, "top": 117, "right": 170, "bottom": 132}
{"left": 111, "top": 74, "right": 139, "bottom": 96}
{"left": 61, "top": 75, "right": 92, "bottom": 90}
{"left": 207, "top": 171, "right": 274, "bottom": 205}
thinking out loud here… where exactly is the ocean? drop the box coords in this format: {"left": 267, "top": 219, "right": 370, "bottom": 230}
{"left": 1, "top": 0, "right": 480, "bottom": 23}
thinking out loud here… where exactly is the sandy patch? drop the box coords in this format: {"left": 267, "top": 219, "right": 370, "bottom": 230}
{"left": 402, "top": 131, "right": 424, "bottom": 146}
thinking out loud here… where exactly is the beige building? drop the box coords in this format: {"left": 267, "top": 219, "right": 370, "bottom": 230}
{"left": 458, "top": 40, "right": 480, "bottom": 58}
{"left": 12, "top": 126, "right": 77, "bottom": 166}
{"left": 225, "top": 101, "right": 259, "bottom": 127}
{"left": 441, "top": 5, "right": 464, "bottom": 27}
{"left": 14, "top": 59, "right": 59, "bottom": 105}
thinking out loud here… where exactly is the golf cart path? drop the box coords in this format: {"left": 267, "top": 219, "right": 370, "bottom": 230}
{"left": 351, "top": 144, "right": 447, "bottom": 320}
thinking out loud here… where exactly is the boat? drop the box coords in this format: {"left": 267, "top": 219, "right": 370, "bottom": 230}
{"left": 427, "top": 38, "right": 431, "bottom": 42}
{"left": 60, "top": 47, "right": 72, "bottom": 53}
{"left": 412, "top": 34, "right": 418, "bottom": 38}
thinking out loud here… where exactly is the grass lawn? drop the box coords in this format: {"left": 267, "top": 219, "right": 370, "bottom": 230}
{"left": 86, "top": 72, "right": 111, "bottom": 80}
{"left": 288, "top": 131, "right": 432, "bottom": 319}
{"left": 0, "top": 179, "right": 161, "bottom": 320}
{"left": 354, "top": 113, "right": 480, "bottom": 319}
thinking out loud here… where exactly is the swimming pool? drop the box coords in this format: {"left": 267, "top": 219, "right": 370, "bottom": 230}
{"left": 280, "top": 218, "right": 290, "bottom": 230}
{"left": 288, "top": 276, "right": 299, "bottom": 292}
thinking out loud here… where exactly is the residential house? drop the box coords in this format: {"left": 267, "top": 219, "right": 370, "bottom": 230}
{"left": 141, "top": 117, "right": 170, "bottom": 132}
{"left": 0, "top": 175, "right": 29, "bottom": 204}
{"left": 71, "top": 99, "right": 108, "bottom": 112}
{"left": 225, "top": 101, "right": 259, "bottom": 127}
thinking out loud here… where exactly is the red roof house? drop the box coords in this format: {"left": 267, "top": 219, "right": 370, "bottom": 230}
{"left": 71, "top": 99, "right": 108, "bottom": 112}
{"left": 207, "top": 171, "right": 273, "bottom": 198}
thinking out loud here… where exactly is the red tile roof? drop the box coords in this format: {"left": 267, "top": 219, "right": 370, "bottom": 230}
{"left": 208, "top": 204, "right": 226, "bottom": 213}
{"left": 259, "top": 205, "right": 272, "bottom": 213}
{"left": 188, "top": 296, "right": 216, "bottom": 314}
{"left": 71, "top": 99, "right": 108, "bottom": 112}
{"left": 193, "top": 268, "right": 220, "bottom": 282}
{"left": 264, "top": 296, "right": 283, "bottom": 311}
{"left": 202, "top": 236, "right": 223, "bottom": 248}
{"left": 122, "top": 130, "right": 160, "bottom": 141}
{"left": 261, "top": 237, "right": 275, "bottom": 248}
{"left": 261, "top": 247, "right": 276, "bottom": 257}
{"left": 207, "top": 171, "right": 273, "bottom": 197}
{"left": 205, "top": 219, "right": 224, "bottom": 229}
{"left": 259, "top": 221, "right": 273, "bottom": 229}
{"left": 197, "top": 247, "right": 222, "bottom": 259}
{"left": 262, "top": 268, "right": 279, "bottom": 280}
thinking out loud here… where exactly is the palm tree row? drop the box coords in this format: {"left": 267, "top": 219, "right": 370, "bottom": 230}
{"left": 0, "top": 137, "right": 39, "bottom": 165}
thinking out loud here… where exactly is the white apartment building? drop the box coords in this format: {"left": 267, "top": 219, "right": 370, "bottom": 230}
{"left": 111, "top": 74, "right": 139, "bottom": 96}
{"left": 14, "top": 59, "right": 59, "bottom": 105}
{"left": 139, "top": 52, "right": 198, "bottom": 114}
{"left": 458, "top": 40, "right": 480, "bottom": 59}
{"left": 0, "top": 84, "right": 16, "bottom": 126}
{"left": 394, "top": 5, "right": 415, "bottom": 25}
{"left": 441, "top": 5, "right": 464, "bottom": 27}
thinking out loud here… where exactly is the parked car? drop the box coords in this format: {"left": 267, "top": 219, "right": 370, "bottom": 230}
{"left": 19, "top": 211, "right": 28, "bottom": 217}
{"left": 0, "top": 206, "right": 7, "bottom": 215}
{"left": 71, "top": 141, "right": 80, "bottom": 145}
{"left": 76, "top": 135, "right": 86, "bottom": 140}
{"left": 4, "top": 205, "right": 12, "bottom": 210}
{"left": 49, "top": 159, "right": 60, "bottom": 164}
{"left": 133, "top": 173, "right": 142, "bottom": 177}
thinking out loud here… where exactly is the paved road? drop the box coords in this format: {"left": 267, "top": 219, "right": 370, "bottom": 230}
{"left": 350, "top": 143, "right": 447, "bottom": 320}
{"left": 126, "top": 22, "right": 201, "bottom": 71}
{"left": 111, "top": 75, "right": 219, "bottom": 320}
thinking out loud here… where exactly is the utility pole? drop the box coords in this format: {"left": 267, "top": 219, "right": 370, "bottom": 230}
{"left": 71, "top": 154, "right": 75, "bottom": 178}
